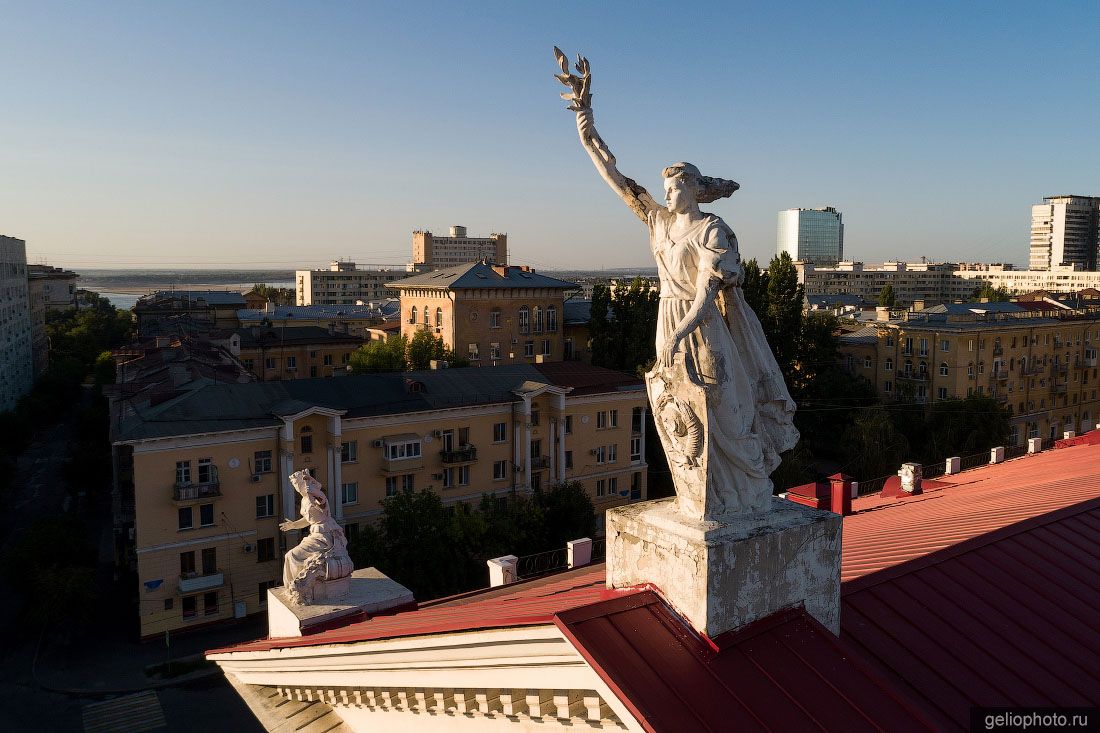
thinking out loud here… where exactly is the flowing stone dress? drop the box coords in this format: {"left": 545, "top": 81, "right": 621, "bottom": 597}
{"left": 283, "top": 492, "right": 352, "bottom": 604}
{"left": 646, "top": 208, "right": 799, "bottom": 520}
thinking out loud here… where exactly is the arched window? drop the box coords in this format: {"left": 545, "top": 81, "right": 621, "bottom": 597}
{"left": 978, "top": 361, "right": 985, "bottom": 375}
{"left": 884, "top": 358, "right": 893, "bottom": 371}
{"left": 967, "top": 362, "right": 974, "bottom": 376}
{"left": 422, "top": 306, "right": 429, "bottom": 325}
{"left": 300, "top": 426, "right": 313, "bottom": 454}
{"left": 918, "top": 361, "right": 927, "bottom": 375}
{"left": 435, "top": 307, "right": 443, "bottom": 327}
{"left": 939, "top": 362, "right": 948, "bottom": 376}
{"left": 518, "top": 306, "right": 530, "bottom": 333}
{"left": 547, "top": 305, "right": 557, "bottom": 332}
{"left": 409, "top": 306, "right": 416, "bottom": 324}
{"left": 533, "top": 306, "right": 543, "bottom": 333}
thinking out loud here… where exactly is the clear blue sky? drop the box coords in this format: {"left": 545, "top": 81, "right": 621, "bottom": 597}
{"left": 2, "top": 1, "right": 1097, "bottom": 270}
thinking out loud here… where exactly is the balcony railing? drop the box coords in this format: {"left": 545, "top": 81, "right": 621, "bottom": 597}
{"left": 178, "top": 570, "right": 224, "bottom": 593}
{"left": 439, "top": 445, "right": 477, "bottom": 464}
{"left": 531, "top": 455, "right": 551, "bottom": 470}
{"left": 173, "top": 466, "right": 220, "bottom": 501}
{"left": 380, "top": 456, "right": 424, "bottom": 474}
{"left": 897, "top": 371, "right": 928, "bottom": 381}
{"left": 1052, "top": 363, "right": 1068, "bottom": 374}
{"left": 993, "top": 345, "right": 1004, "bottom": 356}
{"left": 1050, "top": 383, "right": 1068, "bottom": 395}
{"left": 992, "top": 369, "right": 1009, "bottom": 380}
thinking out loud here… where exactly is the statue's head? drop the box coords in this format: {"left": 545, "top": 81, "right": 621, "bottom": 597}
{"left": 290, "top": 469, "right": 325, "bottom": 503}
{"left": 662, "top": 162, "right": 740, "bottom": 213}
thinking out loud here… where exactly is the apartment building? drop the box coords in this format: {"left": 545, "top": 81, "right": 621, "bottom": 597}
{"left": 27, "top": 264, "right": 78, "bottom": 311}
{"left": 1029, "top": 195, "right": 1100, "bottom": 271}
{"left": 838, "top": 304, "right": 1100, "bottom": 445}
{"left": 237, "top": 303, "right": 392, "bottom": 339}
{"left": 0, "top": 235, "right": 33, "bottom": 412}
{"left": 390, "top": 261, "right": 578, "bottom": 364}
{"left": 231, "top": 326, "right": 364, "bottom": 380}
{"left": 295, "top": 261, "right": 406, "bottom": 306}
{"left": 113, "top": 361, "right": 647, "bottom": 638}
{"left": 777, "top": 207, "right": 844, "bottom": 265}
{"left": 411, "top": 225, "right": 507, "bottom": 271}
{"left": 135, "top": 290, "right": 247, "bottom": 337}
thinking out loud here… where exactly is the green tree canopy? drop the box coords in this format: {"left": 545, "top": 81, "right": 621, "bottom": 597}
{"left": 878, "top": 284, "right": 897, "bottom": 307}
{"left": 348, "top": 336, "right": 408, "bottom": 373}
{"left": 971, "top": 284, "right": 1011, "bottom": 302}
{"left": 588, "top": 277, "right": 660, "bottom": 375}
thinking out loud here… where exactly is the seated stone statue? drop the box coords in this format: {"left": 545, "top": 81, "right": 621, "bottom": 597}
{"left": 279, "top": 469, "right": 353, "bottom": 605}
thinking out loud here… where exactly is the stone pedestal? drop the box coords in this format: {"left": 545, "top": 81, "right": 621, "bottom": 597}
{"left": 606, "top": 497, "right": 842, "bottom": 638}
{"left": 268, "top": 567, "right": 415, "bottom": 637}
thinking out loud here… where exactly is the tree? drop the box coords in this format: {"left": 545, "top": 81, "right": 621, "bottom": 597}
{"left": 971, "top": 284, "right": 1010, "bottom": 302}
{"left": 348, "top": 336, "right": 408, "bottom": 373}
{"left": 588, "top": 277, "right": 660, "bottom": 375}
{"left": 406, "top": 330, "right": 446, "bottom": 370}
{"left": 841, "top": 408, "right": 911, "bottom": 480}
{"left": 878, "top": 284, "right": 897, "bottom": 308}
{"left": 763, "top": 252, "right": 805, "bottom": 379}
{"left": 741, "top": 258, "right": 769, "bottom": 318}
{"left": 250, "top": 283, "right": 294, "bottom": 306}
{"left": 920, "top": 396, "right": 1011, "bottom": 461}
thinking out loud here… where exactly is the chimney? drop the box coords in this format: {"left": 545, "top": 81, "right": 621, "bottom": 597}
{"left": 828, "top": 474, "right": 853, "bottom": 516}
{"left": 492, "top": 264, "right": 508, "bottom": 277}
{"left": 487, "top": 555, "right": 518, "bottom": 587}
{"left": 898, "top": 462, "right": 922, "bottom": 493}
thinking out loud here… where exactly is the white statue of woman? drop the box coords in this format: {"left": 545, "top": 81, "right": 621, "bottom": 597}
{"left": 555, "top": 49, "right": 799, "bottom": 521}
{"left": 279, "top": 469, "right": 353, "bottom": 605}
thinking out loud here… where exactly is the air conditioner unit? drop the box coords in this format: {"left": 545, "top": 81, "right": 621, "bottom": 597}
{"left": 372, "top": 439, "right": 384, "bottom": 448}
{"left": 432, "top": 430, "right": 443, "bottom": 438}
{"left": 250, "top": 474, "right": 261, "bottom": 483}
{"left": 511, "top": 338, "right": 518, "bottom": 345}
{"left": 591, "top": 448, "right": 600, "bottom": 455}
{"left": 243, "top": 543, "right": 255, "bottom": 553}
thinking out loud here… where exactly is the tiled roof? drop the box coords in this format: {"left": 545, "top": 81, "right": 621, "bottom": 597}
{"left": 389, "top": 262, "right": 579, "bottom": 291}
{"left": 838, "top": 326, "right": 879, "bottom": 345}
{"left": 532, "top": 361, "right": 644, "bottom": 395}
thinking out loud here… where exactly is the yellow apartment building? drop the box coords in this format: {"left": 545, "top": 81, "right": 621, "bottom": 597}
{"left": 113, "top": 361, "right": 648, "bottom": 639}
{"left": 838, "top": 304, "right": 1100, "bottom": 445}
{"left": 230, "top": 326, "right": 364, "bottom": 380}
{"left": 389, "top": 262, "right": 577, "bottom": 365}
{"left": 236, "top": 304, "right": 387, "bottom": 339}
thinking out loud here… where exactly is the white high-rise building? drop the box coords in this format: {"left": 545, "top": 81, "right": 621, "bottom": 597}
{"left": 411, "top": 225, "right": 508, "bottom": 271}
{"left": 0, "top": 235, "right": 34, "bottom": 412}
{"left": 1029, "top": 195, "right": 1100, "bottom": 271}
{"left": 777, "top": 208, "right": 844, "bottom": 265}
{"left": 295, "top": 261, "right": 405, "bottom": 306}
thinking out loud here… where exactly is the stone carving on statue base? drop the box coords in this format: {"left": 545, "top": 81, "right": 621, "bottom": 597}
{"left": 555, "top": 48, "right": 842, "bottom": 637}
{"left": 279, "top": 469, "right": 354, "bottom": 606}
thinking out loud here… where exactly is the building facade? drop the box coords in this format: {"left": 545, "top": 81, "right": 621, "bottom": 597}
{"left": 295, "top": 261, "right": 406, "bottom": 306}
{"left": 1029, "top": 195, "right": 1100, "bottom": 271}
{"left": 0, "top": 235, "right": 33, "bottom": 412}
{"left": 237, "top": 303, "right": 392, "bottom": 339}
{"left": 27, "top": 264, "right": 78, "bottom": 311}
{"left": 838, "top": 307, "right": 1100, "bottom": 446}
{"left": 114, "top": 363, "right": 647, "bottom": 638}
{"left": 390, "top": 262, "right": 577, "bottom": 365}
{"left": 777, "top": 207, "right": 844, "bottom": 265}
{"left": 231, "top": 326, "right": 365, "bottom": 380}
{"left": 411, "top": 226, "right": 507, "bottom": 271}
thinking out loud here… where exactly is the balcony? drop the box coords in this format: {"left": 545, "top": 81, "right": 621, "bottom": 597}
{"left": 1051, "top": 363, "right": 1068, "bottom": 375}
{"left": 531, "top": 455, "right": 551, "bottom": 470}
{"left": 897, "top": 371, "right": 928, "bottom": 381}
{"left": 380, "top": 456, "right": 424, "bottom": 474}
{"left": 993, "top": 345, "right": 1004, "bottom": 356}
{"left": 439, "top": 445, "right": 477, "bottom": 465}
{"left": 1050, "top": 383, "right": 1068, "bottom": 395}
{"left": 178, "top": 570, "right": 224, "bottom": 594}
{"left": 173, "top": 467, "right": 220, "bottom": 502}
{"left": 992, "top": 369, "right": 1009, "bottom": 380}
{"left": 1087, "top": 356, "right": 1098, "bottom": 368}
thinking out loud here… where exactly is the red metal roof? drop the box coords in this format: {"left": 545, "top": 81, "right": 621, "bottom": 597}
{"left": 843, "top": 442, "right": 1100, "bottom": 582}
{"left": 556, "top": 592, "right": 935, "bottom": 733}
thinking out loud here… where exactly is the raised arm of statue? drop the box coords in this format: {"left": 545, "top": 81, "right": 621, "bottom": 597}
{"left": 554, "top": 48, "right": 659, "bottom": 224}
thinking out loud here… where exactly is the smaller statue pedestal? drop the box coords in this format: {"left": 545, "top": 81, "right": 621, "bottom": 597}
{"left": 606, "top": 497, "right": 841, "bottom": 638}
{"left": 267, "top": 568, "right": 415, "bottom": 638}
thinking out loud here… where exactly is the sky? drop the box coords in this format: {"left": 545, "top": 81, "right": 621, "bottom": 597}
{"left": 2, "top": 1, "right": 1098, "bottom": 271}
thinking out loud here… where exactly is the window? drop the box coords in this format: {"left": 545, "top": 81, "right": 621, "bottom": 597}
{"left": 490, "top": 342, "right": 500, "bottom": 359}
{"left": 341, "top": 482, "right": 358, "bottom": 505}
{"left": 631, "top": 437, "right": 641, "bottom": 462}
{"left": 402, "top": 474, "right": 414, "bottom": 491}
{"left": 176, "top": 460, "right": 192, "bottom": 486}
{"left": 493, "top": 422, "right": 507, "bottom": 442}
{"left": 608, "top": 444, "right": 618, "bottom": 463}
{"left": 609, "top": 410, "right": 618, "bottom": 428}
{"left": 323, "top": 354, "right": 333, "bottom": 366}
{"left": 595, "top": 446, "right": 606, "bottom": 464}
{"left": 256, "top": 494, "right": 275, "bottom": 518}
{"left": 386, "top": 439, "right": 422, "bottom": 460}
{"left": 565, "top": 450, "right": 573, "bottom": 469}
{"left": 204, "top": 591, "right": 219, "bottom": 616}
{"left": 257, "top": 537, "right": 275, "bottom": 562}
{"left": 341, "top": 441, "right": 358, "bottom": 463}
{"left": 409, "top": 306, "right": 417, "bottom": 324}
{"left": 459, "top": 426, "right": 469, "bottom": 445}
{"left": 201, "top": 547, "right": 217, "bottom": 575}
{"left": 243, "top": 359, "right": 254, "bottom": 371}
{"left": 939, "top": 362, "right": 948, "bottom": 377}
{"left": 342, "top": 352, "right": 350, "bottom": 364}
{"left": 468, "top": 343, "right": 479, "bottom": 360}
{"left": 919, "top": 338, "right": 928, "bottom": 356}
{"left": 199, "top": 503, "right": 214, "bottom": 527}
{"left": 609, "top": 477, "right": 618, "bottom": 495}
{"left": 180, "top": 551, "right": 196, "bottom": 576}
{"left": 518, "top": 306, "right": 530, "bottom": 332}
{"left": 490, "top": 308, "right": 501, "bottom": 328}
{"left": 565, "top": 415, "right": 573, "bottom": 434}
{"left": 596, "top": 479, "right": 606, "bottom": 497}
{"left": 458, "top": 465, "right": 470, "bottom": 486}
{"left": 967, "top": 363, "right": 974, "bottom": 376}
{"left": 531, "top": 407, "right": 540, "bottom": 426}
{"left": 422, "top": 306, "right": 429, "bottom": 325}
{"left": 884, "top": 358, "right": 893, "bottom": 372}
{"left": 164, "top": 599, "right": 173, "bottom": 611}
{"left": 940, "top": 339, "right": 950, "bottom": 352}
{"left": 442, "top": 467, "right": 455, "bottom": 488}
{"left": 265, "top": 357, "right": 275, "bottom": 370}
{"left": 286, "top": 356, "right": 297, "bottom": 370}
{"left": 596, "top": 411, "right": 607, "bottom": 429}
{"left": 885, "top": 335, "right": 894, "bottom": 347}
{"left": 547, "top": 306, "right": 557, "bottom": 332}
{"left": 493, "top": 460, "right": 507, "bottom": 480}
{"left": 300, "top": 426, "right": 313, "bottom": 454}
{"left": 632, "top": 407, "right": 642, "bottom": 433}
{"left": 385, "top": 476, "right": 398, "bottom": 497}
{"left": 254, "top": 450, "right": 272, "bottom": 474}
{"left": 182, "top": 595, "right": 197, "bottom": 619}
{"left": 178, "top": 507, "right": 193, "bottom": 530}
{"left": 435, "top": 307, "right": 443, "bottom": 327}
{"left": 884, "top": 380, "right": 893, "bottom": 393}
{"left": 937, "top": 387, "right": 948, "bottom": 399}
{"left": 533, "top": 306, "right": 543, "bottom": 332}
{"left": 524, "top": 341, "right": 534, "bottom": 357}
{"left": 968, "top": 339, "right": 975, "bottom": 352}
{"left": 978, "top": 362, "right": 985, "bottom": 375}
{"left": 864, "top": 357, "right": 872, "bottom": 368}
{"left": 543, "top": 339, "right": 551, "bottom": 356}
